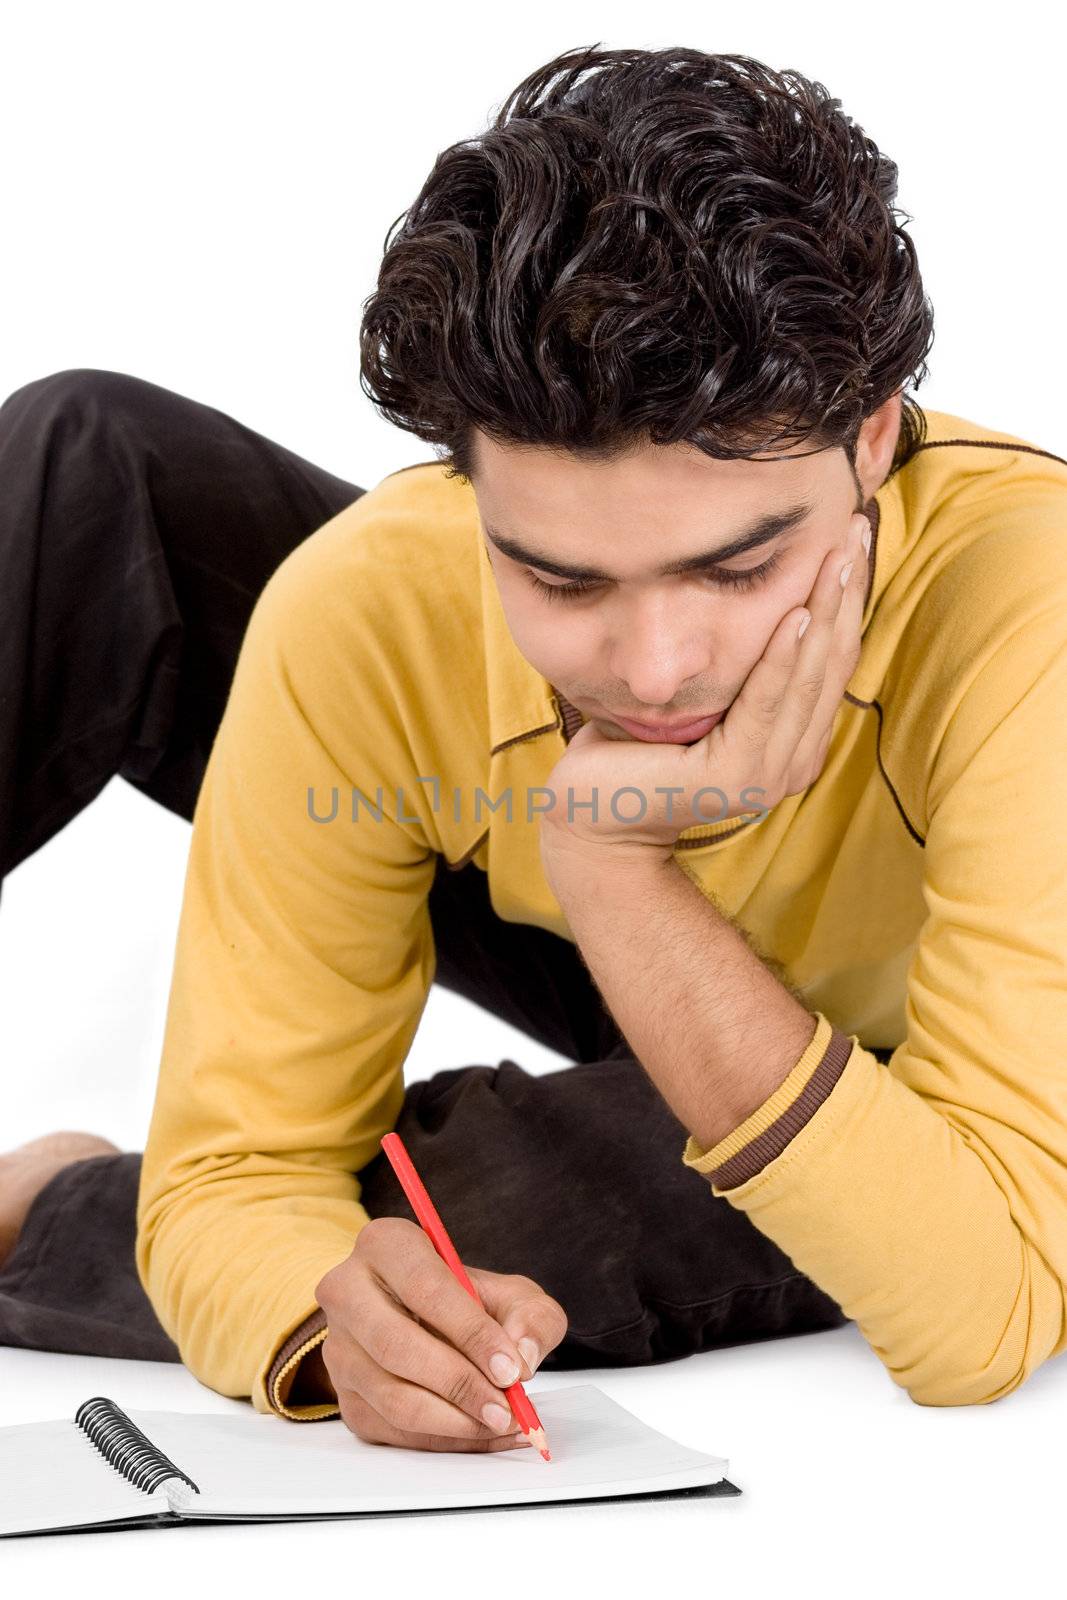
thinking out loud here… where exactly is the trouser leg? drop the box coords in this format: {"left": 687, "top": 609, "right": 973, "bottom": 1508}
{"left": 0, "top": 365, "right": 364, "bottom": 884}
{"left": 0, "top": 1152, "right": 178, "bottom": 1361}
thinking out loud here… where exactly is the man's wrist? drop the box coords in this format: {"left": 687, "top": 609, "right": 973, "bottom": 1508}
{"left": 542, "top": 829, "right": 672, "bottom": 909}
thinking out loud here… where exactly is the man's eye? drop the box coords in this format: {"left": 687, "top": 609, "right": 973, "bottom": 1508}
{"left": 526, "top": 572, "right": 600, "bottom": 601}
{"left": 526, "top": 549, "right": 783, "bottom": 602}
{"left": 707, "top": 550, "right": 783, "bottom": 590}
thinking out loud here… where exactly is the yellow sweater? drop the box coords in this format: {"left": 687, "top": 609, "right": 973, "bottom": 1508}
{"left": 135, "top": 407, "right": 1067, "bottom": 1418}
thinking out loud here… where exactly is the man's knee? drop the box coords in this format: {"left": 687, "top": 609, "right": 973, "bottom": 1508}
{"left": 3, "top": 366, "right": 156, "bottom": 426}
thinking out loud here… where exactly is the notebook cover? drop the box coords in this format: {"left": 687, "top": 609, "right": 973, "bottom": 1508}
{"left": 2, "top": 1475, "right": 743, "bottom": 1537}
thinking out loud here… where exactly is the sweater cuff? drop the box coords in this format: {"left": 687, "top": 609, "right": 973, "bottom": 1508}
{"left": 680, "top": 1012, "right": 855, "bottom": 1189}
{"left": 265, "top": 1306, "right": 339, "bottom": 1421}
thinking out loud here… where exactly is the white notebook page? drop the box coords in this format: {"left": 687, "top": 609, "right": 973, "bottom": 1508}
{"left": 135, "top": 1384, "right": 729, "bottom": 1517}
{"left": 0, "top": 1418, "right": 172, "bottom": 1537}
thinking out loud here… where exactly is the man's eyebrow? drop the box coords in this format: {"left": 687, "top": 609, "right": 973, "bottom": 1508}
{"left": 482, "top": 500, "right": 815, "bottom": 582}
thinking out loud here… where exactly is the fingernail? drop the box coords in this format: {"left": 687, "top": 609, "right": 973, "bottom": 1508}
{"left": 518, "top": 1337, "right": 540, "bottom": 1376}
{"left": 861, "top": 521, "right": 871, "bottom": 556}
{"left": 482, "top": 1401, "right": 512, "bottom": 1432}
{"left": 839, "top": 561, "right": 854, "bottom": 589}
{"left": 797, "top": 612, "right": 811, "bottom": 640}
{"left": 490, "top": 1352, "right": 521, "bottom": 1385}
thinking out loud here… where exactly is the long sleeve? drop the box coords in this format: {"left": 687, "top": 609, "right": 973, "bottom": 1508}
{"left": 135, "top": 525, "right": 438, "bottom": 1418}
{"left": 682, "top": 582, "right": 1067, "bottom": 1405}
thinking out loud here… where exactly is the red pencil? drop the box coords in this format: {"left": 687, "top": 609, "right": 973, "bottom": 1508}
{"left": 379, "top": 1131, "right": 551, "bottom": 1462}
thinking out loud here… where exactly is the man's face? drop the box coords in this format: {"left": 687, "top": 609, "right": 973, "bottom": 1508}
{"left": 470, "top": 395, "right": 901, "bottom": 744}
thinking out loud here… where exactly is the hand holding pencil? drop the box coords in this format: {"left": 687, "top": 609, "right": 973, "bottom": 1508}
{"left": 380, "top": 1132, "right": 553, "bottom": 1460}
{"left": 312, "top": 1135, "right": 567, "bottom": 1456}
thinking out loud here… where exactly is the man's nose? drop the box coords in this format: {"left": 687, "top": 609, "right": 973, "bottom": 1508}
{"left": 608, "top": 601, "right": 712, "bottom": 708}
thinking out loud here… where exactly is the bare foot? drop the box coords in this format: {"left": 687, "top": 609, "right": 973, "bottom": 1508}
{"left": 0, "top": 1131, "right": 122, "bottom": 1270}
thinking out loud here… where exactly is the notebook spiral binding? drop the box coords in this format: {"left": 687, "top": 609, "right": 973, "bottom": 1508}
{"left": 75, "top": 1397, "right": 200, "bottom": 1497}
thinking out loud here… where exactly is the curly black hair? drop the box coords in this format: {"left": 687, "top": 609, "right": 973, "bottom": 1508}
{"left": 359, "top": 43, "right": 934, "bottom": 483}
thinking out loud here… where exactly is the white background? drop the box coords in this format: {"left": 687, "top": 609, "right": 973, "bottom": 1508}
{"left": 1, "top": 0, "right": 1064, "bottom": 1593}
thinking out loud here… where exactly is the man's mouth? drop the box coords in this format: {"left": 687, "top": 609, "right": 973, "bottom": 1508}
{"left": 605, "top": 709, "right": 727, "bottom": 744}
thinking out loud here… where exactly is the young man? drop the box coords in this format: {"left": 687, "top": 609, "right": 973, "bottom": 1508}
{"left": 2, "top": 45, "right": 1066, "bottom": 1444}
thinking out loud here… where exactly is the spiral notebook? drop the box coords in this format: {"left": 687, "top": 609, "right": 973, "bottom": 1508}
{"left": 0, "top": 1382, "right": 740, "bottom": 1537}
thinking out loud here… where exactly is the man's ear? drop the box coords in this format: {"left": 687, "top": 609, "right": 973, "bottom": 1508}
{"left": 856, "top": 389, "right": 903, "bottom": 497}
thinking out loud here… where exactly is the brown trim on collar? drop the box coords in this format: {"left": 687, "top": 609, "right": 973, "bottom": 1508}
{"left": 909, "top": 438, "right": 1067, "bottom": 467}
{"left": 491, "top": 720, "right": 561, "bottom": 755}
{"left": 556, "top": 695, "right": 586, "bottom": 743}
{"left": 860, "top": 492, "right": 880, "bottom": 615}
{"left": 673, "top": 817, "right": 762, "bottom": 848}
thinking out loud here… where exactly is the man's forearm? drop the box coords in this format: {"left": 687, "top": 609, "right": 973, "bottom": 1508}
{"left": 554, "top": 849, "right": 817, "bottom": 1153}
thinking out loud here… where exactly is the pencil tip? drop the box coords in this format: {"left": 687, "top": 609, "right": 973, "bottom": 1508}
{"left": 526, "top": 1424, "right": 551, "bottom": 1461}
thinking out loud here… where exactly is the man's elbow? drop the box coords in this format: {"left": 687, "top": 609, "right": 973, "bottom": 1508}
{"left": 904, "top": 1369, "right": 1028, "bottom": 1407}
{"left": 897, "top": 1320, "right": 1064, "bottom": 1407}
{"left": 883, "top": 1238, "right": 1067, "bottom": 1407}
